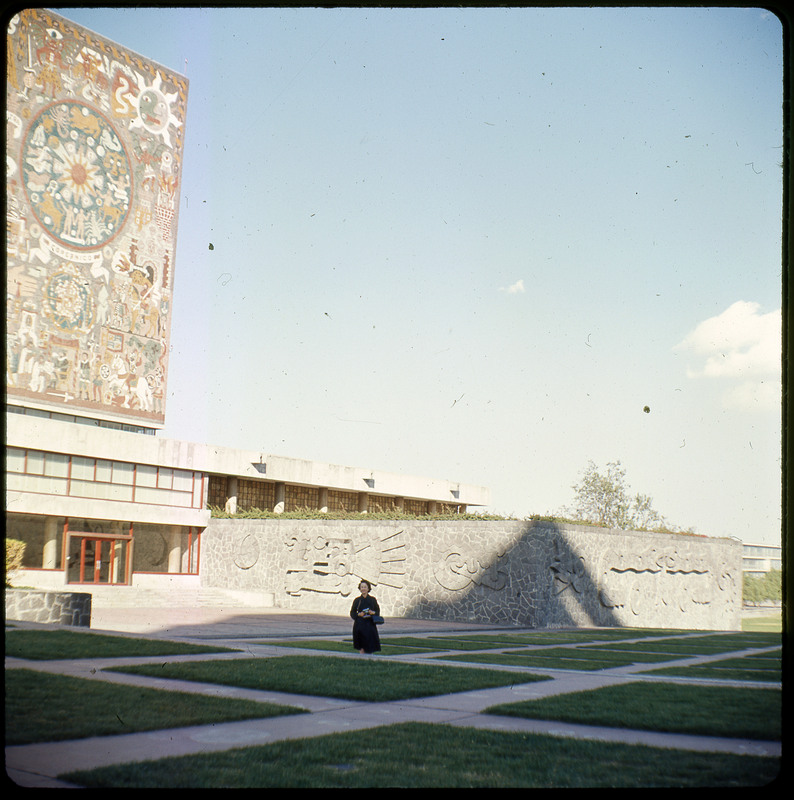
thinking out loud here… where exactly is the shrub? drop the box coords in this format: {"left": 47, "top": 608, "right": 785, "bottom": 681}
{"left": 6, "top": 538, "right": 26, "bottom": 586}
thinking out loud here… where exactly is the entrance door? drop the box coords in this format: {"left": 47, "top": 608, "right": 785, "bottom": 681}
{"left": 67, "top": 535, "right": 128, "bottom": 584}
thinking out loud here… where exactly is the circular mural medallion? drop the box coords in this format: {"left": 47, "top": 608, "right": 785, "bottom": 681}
{"left": 22, "top": 100, "right": 133, "bottom": 250}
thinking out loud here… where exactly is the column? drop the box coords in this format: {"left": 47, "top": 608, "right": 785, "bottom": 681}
{"left": 225, "top": 476, "right": 238, "bottom": 514}
{"left": 42, "top": 516, "right": 59, "bottom": 569}
{"left": 274, "top": 483, "right": 285, "bottom": 514}
{"left": 168, "top": 528, "right": 183, "bottom": 573}
{"left": 319, "top": 487, "right": 329, "bottom": 513}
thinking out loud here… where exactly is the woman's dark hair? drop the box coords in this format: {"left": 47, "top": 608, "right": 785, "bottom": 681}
{"left": 358, "top": 579, "right": 372, "bottom": 591}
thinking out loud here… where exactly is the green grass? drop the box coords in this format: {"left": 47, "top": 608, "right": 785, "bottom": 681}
{"left": 436, "top": 646, "right": 681, "bottom": 671}
{"left": 263, "top": 638, "right": 434, "bottom": 655}
{"left": 742, "top": 614, "right": 782, "bottom": 632}
{"left": 645, "top": 650, "right": 782, "bottom": 683}
{"left": 4, "top": 669, "right": 307, "bottom": 746}
{"left": 380, "top": 636, "right": 520, "bottom": 650}
{"left": 59, "top": 721, "right": 780, "bottom": 788}
{"left": 108, "top": 655, "right": 551, "bottom": 702}
{"left": 486, "top": 682, "right": 781, "bottom": 740}
{"left": 5, "top": 629, "right": 233, "bottom": 660}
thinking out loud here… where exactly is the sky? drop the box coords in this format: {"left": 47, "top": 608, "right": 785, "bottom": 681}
{"left": 54, "top": 6, "right": 784, "bottom": 546}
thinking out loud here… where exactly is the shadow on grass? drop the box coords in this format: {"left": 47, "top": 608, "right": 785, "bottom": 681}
{"left": 59, "top": 721, "right": 781, "bottom": 788}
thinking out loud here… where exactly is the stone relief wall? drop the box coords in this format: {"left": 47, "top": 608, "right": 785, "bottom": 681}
{"left": 201, "top": 519, "right": 742, "bottom": 630}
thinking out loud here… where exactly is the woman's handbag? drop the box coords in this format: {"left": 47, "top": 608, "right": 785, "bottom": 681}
{"left": 371, "top": 615, "right": 384, "bottom": 625}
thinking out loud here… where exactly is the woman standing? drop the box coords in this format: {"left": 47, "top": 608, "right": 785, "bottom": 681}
{"left": 350, "top": 579, "right": 381, "bottom": 654}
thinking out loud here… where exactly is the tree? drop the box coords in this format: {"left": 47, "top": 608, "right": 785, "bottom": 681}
{"left": 564, "top": 460, "right": 679, "bottom": 532}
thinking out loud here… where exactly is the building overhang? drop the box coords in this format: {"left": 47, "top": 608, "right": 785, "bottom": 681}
{"left": 6, "top": 412, "right": 491, "bottom": 507}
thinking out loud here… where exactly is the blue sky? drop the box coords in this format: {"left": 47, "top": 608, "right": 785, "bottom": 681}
{"left": 56, "top": 6, "right": 784, "bottom": 545}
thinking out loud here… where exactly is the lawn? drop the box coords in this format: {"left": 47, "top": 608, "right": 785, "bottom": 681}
{"left": 59, "top": 721, "right": 780, "bottom": 788}
{"left": 107, "top": 655, "right": 551, "bottom": 702}
{"left": 742, "top": 614, "right": 781, "bottom": 633}
{"left": 485, "top": 681, "right": 781, "bottom": 740}
{"left": 5, "top": 669, "right": 306, "bottom": 746}
{"left": 263, "top": 638, "right": 435, "bottom": 655}
{"left": 5, "top": 628, "right": 233, "bottom": 660}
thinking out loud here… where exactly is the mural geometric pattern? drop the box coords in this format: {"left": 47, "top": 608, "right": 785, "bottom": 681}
{"left": 6, "top": 9, "right": 188, "bottom": 425}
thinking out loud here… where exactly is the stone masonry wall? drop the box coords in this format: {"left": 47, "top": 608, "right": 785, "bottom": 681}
{"left": 5, "top": 589, "right": 92, "bottom": 627}
{"left": 201, "top": 519, "right": 742, "bottom": 630}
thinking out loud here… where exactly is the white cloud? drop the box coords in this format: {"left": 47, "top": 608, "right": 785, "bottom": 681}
{"left": 675, "top": 301, "right": 781, "bottom": 411}
{"left": 500, "top": 279, "right": 525, "bottom": 294}
{"left": 676, "top": 301, "right": 781, "bottom": 378}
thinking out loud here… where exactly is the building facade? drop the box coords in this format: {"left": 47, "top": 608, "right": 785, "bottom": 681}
{"left": 741, "top": 542, "right": 782, "bottom": 576}
{"left": 6, "top": 407, "right": 489, "bottom": 591}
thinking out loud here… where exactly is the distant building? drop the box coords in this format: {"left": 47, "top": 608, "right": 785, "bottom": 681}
{"left": 5, "top": 10, "right": 489, "bottom": 595}
{"left": 741, "top": 542, "right": 781, "bottom": 576}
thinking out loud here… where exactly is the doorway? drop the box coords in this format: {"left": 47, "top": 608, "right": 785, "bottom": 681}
{"left": 66, "top": 534, "right": 130, "bottom": 584}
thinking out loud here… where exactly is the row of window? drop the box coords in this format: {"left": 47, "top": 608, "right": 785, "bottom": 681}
{"left": 6, "top": 448, "right": 205, "bottom": 509}
{"left": 7, "top": 404, "right": 157, "bottom": 434}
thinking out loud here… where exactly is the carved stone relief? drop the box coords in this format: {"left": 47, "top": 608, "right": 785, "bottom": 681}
{"left": 434, "top": 547, "right": 509, "bottom": 591}
{"left": 285, "top": 529, "right": 405, "bottom": 596}
{"left": 598, "top": 545, "right": 717, "bottom": 615}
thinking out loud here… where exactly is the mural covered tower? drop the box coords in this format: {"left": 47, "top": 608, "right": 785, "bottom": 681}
{"left": 6, "top": 9, "right": 188, "bottom": 427}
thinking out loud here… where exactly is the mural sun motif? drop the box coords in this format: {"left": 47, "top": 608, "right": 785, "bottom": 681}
{"left": 130, "top": 71, "right": 182, "bottom": 148}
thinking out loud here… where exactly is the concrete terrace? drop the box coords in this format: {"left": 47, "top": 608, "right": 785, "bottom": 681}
{"left": 6, "top": 605, "right": 781, "bottom": 788}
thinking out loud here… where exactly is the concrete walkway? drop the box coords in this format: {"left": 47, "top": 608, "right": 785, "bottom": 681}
{"left": 5, "top": 608, "right": 782, "bottom": 788}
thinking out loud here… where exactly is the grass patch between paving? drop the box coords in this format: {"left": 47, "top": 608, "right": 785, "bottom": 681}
{"left": 262, "top": 639, "right": 434, "bottom": 655}
{"left": 107, "top": 655, "right": 551, "bottom": 702}
{"left": 435, "top": 647, "right": 680, "bottom": 670}
{"left": 59, "top": 721, "right": 780, "bottom": 788}
{"left": 742, "top": 614, "right": 781, "bottom": 632}
{"left": 5, "top": 629, "right": 233, "bottom": 660}
{"left": 644, "top": 650, "right": 782, "bottom": 683}
{"left": 486, "top": 681, "right": 781, "bottom": 740}
{"left": 4, "top": 669, "right": 307, "bottom": 746}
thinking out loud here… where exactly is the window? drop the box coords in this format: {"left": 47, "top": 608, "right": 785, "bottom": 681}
{"left": 6, "top": 448, "right": 206, "bottom": 509}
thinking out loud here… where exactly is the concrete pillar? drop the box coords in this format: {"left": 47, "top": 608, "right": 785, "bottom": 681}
{"left": 395, "top": 497, "right": 404, "bottom": 512}
{"left": 42, "top": 516, "right": 59, "bottom": 569}
{"left": 274, "top": 483, "right": 285, "bottom": 514}
{"left": 225, "top": 476, "right": 238, "bottom": 514}
{"left": 358, "top": 493, "right": 368, "bottom": 514}
{"left": 168, "top": 529, "right": 182, "bottom": 573}
{"left": 428, "top": 501, "right": 438, "bottom": 515}
{"left": 319, "top": 487, "right": 329, "bottom": 513}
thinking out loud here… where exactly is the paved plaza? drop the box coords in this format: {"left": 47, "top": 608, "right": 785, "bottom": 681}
{"left": 6, "top": 605, "right": 782, "bottom": 788}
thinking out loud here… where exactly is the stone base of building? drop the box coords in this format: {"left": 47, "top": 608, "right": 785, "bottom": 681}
{"left": 5, "top": 588, "right": 92, "bottom": 627}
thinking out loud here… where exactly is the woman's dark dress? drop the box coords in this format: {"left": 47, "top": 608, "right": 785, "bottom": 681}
{"left": 350, "top": 595, "right": 381, "bottom": 653}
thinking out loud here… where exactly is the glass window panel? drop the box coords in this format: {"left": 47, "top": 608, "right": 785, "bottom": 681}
{"left": 44, "top": 453, "right": 69, "bottom": 478}
{"left": 136, "top": 464, "right": 158, "bottom": 487}
{"left": 96, "top": 460, "right": 112, "bottom": 482}
{"left": 70, "top": 479, "right": 98, "bottom": 498}
{"left": 192, "top": 476, "right": 205, "bottom": 508}
{"left": 26, "top": 451, "right": 45, "bottom": 475}
{"left": 172, "top": 470, "right": 193, "bottom": 492}
{"left": 157, "top": 467, "right": 173, "bottom": 489}
{"left": 71, "top": 456, "right": 95, "bottom": 480}
{"left": 113, "top": 462, "right": 134, "bottom": 485}
{"left": 134, "top": 486, "right": 161, "bottom": 505}
{"left": 168, "top": 490, "right": 193, "bottom": 507}
{"left": 105, "top": 483, "right": 133, "bottom": 501}
{"left": 7, "top": 448, "right": 26, "bottom": 473}
{"left": 25, "top": 475, "right": 67, "bottom": 495}
{"left": 5, "top": 473, "right": 27, "bottom": 491}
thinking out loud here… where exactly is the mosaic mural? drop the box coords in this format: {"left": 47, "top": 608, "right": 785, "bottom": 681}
{"left": 6, "top": 9, "right": 188, "bottom": 425}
